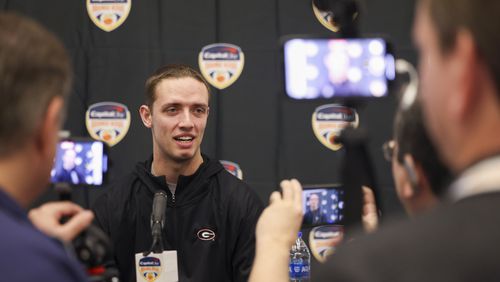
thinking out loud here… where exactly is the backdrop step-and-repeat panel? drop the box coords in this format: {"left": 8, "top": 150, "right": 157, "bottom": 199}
{"left": 2, "top": 0, "right": 416, "bottom": 217}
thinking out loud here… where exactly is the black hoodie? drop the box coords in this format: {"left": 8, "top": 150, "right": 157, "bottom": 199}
{"left": 92, "top": 155, "right": 264, "bottom": 282}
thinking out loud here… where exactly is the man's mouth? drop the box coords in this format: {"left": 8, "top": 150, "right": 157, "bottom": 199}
{"left": 174, "top": 136, "right": 194, "bottom": 143}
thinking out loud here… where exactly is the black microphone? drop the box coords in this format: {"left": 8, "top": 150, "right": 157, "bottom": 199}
{"left": 150, "top": 191, "right": 167, "bottom": 253}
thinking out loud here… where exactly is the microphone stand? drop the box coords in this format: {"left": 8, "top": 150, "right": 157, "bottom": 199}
{"left": 144, "top": 192, "right": 167, "bottom": 256}
{"left": 148, "top": 219, "right": 165, "bottom": 255}
{"left": 336, "top": 126, "right": 379, "bottom": 236}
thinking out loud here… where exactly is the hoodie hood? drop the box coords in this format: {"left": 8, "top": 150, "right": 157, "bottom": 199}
{"left": 133, "top": 154, "right": 224, "bottom": 207}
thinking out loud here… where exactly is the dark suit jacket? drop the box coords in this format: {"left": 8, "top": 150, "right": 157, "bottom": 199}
{"left": 303, "top": 209, "right": 328, "bottom": 225}
{"left": 314, "top": 192, "right": 500, "bottom": 282}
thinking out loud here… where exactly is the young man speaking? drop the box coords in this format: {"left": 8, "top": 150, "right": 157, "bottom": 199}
{"left": 93, "top": 64, "right": 263, "bottom": 282}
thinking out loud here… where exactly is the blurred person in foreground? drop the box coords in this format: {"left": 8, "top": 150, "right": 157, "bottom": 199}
{"left": 0, "top": 12, "right": 93, "bottom": 281}
{"left": 362, "top": 98, "right": 452, "bottom": 232}
{"left": 251, "top": 0, "right": 500, "bottom": 280}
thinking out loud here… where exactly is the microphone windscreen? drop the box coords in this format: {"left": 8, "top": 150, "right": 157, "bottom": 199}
{"left": 151, "top": 191, "right": 167, "bottom": 228}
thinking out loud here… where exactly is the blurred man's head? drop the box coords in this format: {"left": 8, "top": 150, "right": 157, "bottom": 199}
{"left": 387, "top": 100, "right": 452, "bottom": 215}
{"left": 308, "top": 193, "right": 320, "bottom": 211}
{"left": 0, "top": 12, "right": 71, "bottom": 206}
{"left": 414, "top": 0, "right": 500, "bottom": 173}
{"left": 62, "top": 149, "right": 77, "bottom": 170}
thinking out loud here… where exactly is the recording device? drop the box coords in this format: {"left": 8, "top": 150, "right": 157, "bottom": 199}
{"left": 50, "top": 137, "right": 117, "bottom": 281}
{"left": 150, "top": 191, "right": 168, "bottom": 254}
{"left": 283, "top": 37, "right": 395, "bottom": 100}
{"left": 135, "top": 192, "right": 176, "bottom": 281}
{"left": 302, "top": 184, "right": 345, "bottom": 228}
{"left": 50, "top": 138, "right": 108, "bottom": 186}
{"left": 57, "top": 194, "right": 119, "bottom": 282}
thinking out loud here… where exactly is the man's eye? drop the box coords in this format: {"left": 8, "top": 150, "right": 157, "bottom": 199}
{"left": 194, "top": 107, "right": 207, "bottom": 114}
{"left": 166, "top": 107, "right": 177, "bottom": 113}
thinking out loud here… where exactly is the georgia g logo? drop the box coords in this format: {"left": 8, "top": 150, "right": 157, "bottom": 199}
{"left": 196, "top": 228, "right": 216, "bottom": 241}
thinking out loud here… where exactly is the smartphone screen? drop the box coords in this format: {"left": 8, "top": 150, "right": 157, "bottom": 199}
{"left": 283, "top": 37, "right": 395, "bottom": 99}
{"left": 302, "top": 184, "right": 345, "bottom": 228}
{"left": 50, "top": 139, "right": 108, "bottom": 186}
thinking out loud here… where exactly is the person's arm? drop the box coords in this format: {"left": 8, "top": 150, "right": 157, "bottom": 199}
{"left": 28, "top": 201, "right": 94, "bottom": 242}
{"left": 362, "top": 186, "right": 379, "bottom": 233}
{"left": 249, "top": 179, "right": 303, "bottom": 282}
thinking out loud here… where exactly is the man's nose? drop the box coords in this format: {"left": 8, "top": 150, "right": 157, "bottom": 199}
{"left": 178, "top": 109, "right": 194, "bottom": 128}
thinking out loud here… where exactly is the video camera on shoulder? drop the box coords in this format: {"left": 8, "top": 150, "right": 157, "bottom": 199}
{"left": 50, "top": 138, "right": 108, "bottom": 187}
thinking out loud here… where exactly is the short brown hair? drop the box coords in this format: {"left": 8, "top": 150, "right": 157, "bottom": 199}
{"left": 0, "top": 12, "right": 72, "bottom": 157}
{"left": 422, "top": 0, "right": 500, "bottom": 95}
{"left": 144, "top": 64, "right": 211, "bottom": 109}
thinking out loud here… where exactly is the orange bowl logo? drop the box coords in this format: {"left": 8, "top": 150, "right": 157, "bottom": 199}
{"left": 198, "top": 43, "right": 245, "bottom": 90}
{"left": 87, "top": 0, "right": 131, "bottom": 32}
{"left": 85, "top": 102, "right": 131, "bottom": 147}
{"left": 138, "top": 257, "right": 161, "bottom": 282}
{"left": 309, "top": 225, "right": 344, "bottom": 262}
{"left": 311, "top": 104, "right": 359, "bottom": 151}
{"left": 220, "top": 160, "right": 243, "bottom": 180}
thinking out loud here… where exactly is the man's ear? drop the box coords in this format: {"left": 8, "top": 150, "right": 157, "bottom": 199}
{"left": 139, "top": 105, "right": 152, "bottom": 128}
{"left": 401, "top": 154, "right": 420, "bottom": 198}
{"left": 450, "top": 29, "right": 480, "bottom": 122}
{"left": 35, "top": 96, "right": 64, "bottom": 158}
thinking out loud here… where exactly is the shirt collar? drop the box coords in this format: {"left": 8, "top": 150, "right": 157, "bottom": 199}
{"left": 447, "top": 155, "right": 500, "bottom": 202}
{"left": 0, "top": 188, "right": 29, "bottom": 223}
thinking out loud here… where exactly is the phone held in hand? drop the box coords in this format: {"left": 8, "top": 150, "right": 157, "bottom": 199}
{"left": 301, "top": 184, "right": 345, "bottom": 228}
{"left": 50, "top": 138, "right": 108, "bottom": 187}
{"left": 282, "top": 36, "right": 396, "bottom": 100}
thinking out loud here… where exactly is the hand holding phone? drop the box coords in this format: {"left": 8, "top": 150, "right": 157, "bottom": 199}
{"left": 28, "top": 201, "right": 94, "bottom": 242}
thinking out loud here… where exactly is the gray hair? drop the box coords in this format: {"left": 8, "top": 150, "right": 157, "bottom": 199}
{"left": 0, "top": 12, "right": 72, "bottom": 156}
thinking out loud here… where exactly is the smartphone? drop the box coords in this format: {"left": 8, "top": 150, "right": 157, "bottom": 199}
{"left": 50, "top": 139, "right": 108, "bottom": 186}
{"left": 302, "top": 184, "right": 345, "bottom": 228}
{"left": 283, "top": 37, "right": 396, "bottom": 100}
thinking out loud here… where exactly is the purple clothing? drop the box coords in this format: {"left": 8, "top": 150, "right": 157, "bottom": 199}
{"left": 0, "top": 189, "right": 87, "bottom": 281}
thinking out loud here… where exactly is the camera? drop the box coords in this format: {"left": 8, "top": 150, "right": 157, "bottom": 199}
{"left": 50, "top": 137, "right": 117, "bottom": 281}
{"left": 283, "top": 36, "right": 395, "bottom": 100}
